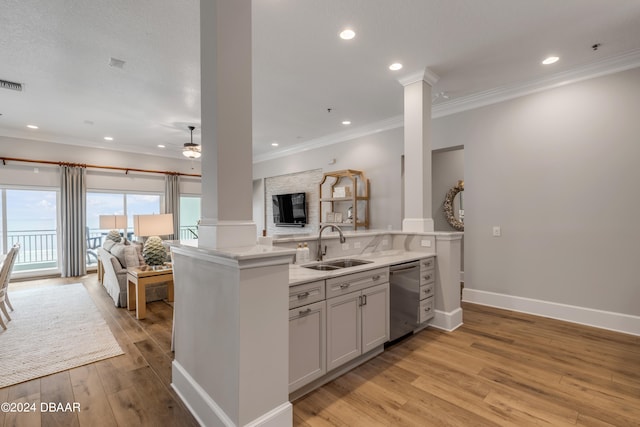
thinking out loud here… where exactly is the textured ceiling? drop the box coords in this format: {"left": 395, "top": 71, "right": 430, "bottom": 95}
{"left": 1, "top": 0, "right": 639, "bottom": 160}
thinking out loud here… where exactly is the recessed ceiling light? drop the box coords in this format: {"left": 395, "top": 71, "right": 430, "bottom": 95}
{"left": 26, "top": 124, "right": 38, "bottom": 129}
{"left": 157, "top": 144, "right": 165, "bottom": 148}
{"left": 271, "top": 142, "right": 279, "bottom": 147}
{"left": 339, "top": 29, "right": 356, "bottom": 40}
{"left": 104, "top": 136, "right": 114, "bottom": 141}
{"left": 542, "top": 56, "right": 559, "bottom": 65}
{"left": 342, "top": 120, "right": 351, "bottom": 125}
{"left": 389, "top": 63, "right": 403, "bottom": 71}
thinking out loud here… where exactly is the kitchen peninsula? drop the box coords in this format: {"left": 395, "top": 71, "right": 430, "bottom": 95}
{"left": 169, "top": 230, "right": 462, "bottom": 426}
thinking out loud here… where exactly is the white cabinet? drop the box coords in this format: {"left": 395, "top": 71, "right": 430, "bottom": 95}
{"left": 327, "top": 282, "right": 389, "bottom": 372}
{"left": 361, "top": 283, "right": 390, "bottom": 354}
{"left": 289, "top": 300, "right": 326, "bottom": 392}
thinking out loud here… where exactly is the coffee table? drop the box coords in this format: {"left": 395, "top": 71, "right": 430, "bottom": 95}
{"left": 127, "top": 265, "right": 174, "bottom": 319}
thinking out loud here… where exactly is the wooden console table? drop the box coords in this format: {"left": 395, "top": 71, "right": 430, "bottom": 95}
{"left": 127, "top": 266, "right": 174, "bottom": 319}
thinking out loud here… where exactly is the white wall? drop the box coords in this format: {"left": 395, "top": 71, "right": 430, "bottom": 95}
{"left": 433, "top": 66, "right": 640, "bottom": 317}
{"left": 253, "top": 127, "right": 405, "bottom": 231}
{"left": 0, "top": 136, "right": 202, "bottom": 195}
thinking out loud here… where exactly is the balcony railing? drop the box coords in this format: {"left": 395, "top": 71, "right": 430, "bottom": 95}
{"left": 6, "top": 226, "right": 198, "bottom": 272}
{"left": 7, "top": 229, "right": 57, "bottom": 271}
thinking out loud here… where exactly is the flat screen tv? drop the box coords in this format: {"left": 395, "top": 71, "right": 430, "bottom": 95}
{"left": 272, "top": 192, "right": 307, "bottom": 227}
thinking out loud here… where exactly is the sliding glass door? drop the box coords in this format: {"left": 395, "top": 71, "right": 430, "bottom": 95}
{"left": 1, "top": 188, "right": 58, "bottom": 273}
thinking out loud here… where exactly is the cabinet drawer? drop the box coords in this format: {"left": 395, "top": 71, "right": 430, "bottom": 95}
{"left": 420, "top": 257, "right": 435, "bottom": 271}
{"left": 420, "top": 269, "right": 435, "bottom": 286}
{"left": 289, "top": 280, "right": 325, "bottom": 309}
{"left": 326, "top": 267, "right": 389, "bottom": 299}
{"left": 419, "top": 297, "right": 435, "bottom": 323}
{"left": 419, "top": 282, "right": 435, "bottom": 300}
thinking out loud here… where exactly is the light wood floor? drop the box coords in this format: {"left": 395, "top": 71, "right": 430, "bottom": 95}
{"left": 2, "top": 276, "right": 639, "bottom": 426}
{"left": 294, "top": 304, "right": 640, "bottom": 427}
{"left": 0, "top": 274, "right": 198, "bottom": 427}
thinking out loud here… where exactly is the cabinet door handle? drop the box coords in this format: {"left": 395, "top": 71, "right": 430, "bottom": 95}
{"left": 358, "top": 295, "right": 363, "bottom": 306}
{"left": 362, "top": 294, "right": 367, "bottom": 306}
{"left": 372, "top": 274, "right": 380, "bottom": 281}
{"left": 297, "top": 292, "right": 310, "bottom": 299}
{"left": 299, "top": 308, "right": 312, "bottom": 316}
{"left": 340, "top": 283, "right": 350, "bottom": 289}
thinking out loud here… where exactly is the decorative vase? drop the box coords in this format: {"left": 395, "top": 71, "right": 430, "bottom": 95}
{"left": 142, "top": 236, "right": 166, "bottom": 266}
{"left": 106, "top": 229, "right": 122, "bottom": 243}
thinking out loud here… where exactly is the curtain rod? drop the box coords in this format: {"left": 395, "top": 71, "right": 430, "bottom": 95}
{"left": 0, "top": 156, "right": 201, "bottom": 178}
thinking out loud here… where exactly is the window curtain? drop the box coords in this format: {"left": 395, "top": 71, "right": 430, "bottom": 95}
{"left": 60, "top": 165, "right": 87, "bottom": 277}
{"left": 165, "top": 174, "right": 180, "bottom": 240}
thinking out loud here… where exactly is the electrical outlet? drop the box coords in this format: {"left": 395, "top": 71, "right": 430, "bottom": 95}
{"left": 354, "top": 241, "right": 362, "bottom": 249}
{"left": 493, "top": 226, "right": 501, "bottom": 237}
{"left": 342, "top": 243, "right": 350, "bottom": 250}
{"left": 421, "top": 239, "right": 431, "bottom": 247}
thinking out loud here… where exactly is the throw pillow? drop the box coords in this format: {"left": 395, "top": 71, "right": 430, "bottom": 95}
{"left": 103, "top": 239, "right": 116, "bottom": 252}
{"left": 123, "top": 245, "right": 140, "bottom": 268}
{"left": 131, "top": 242, "right": 145, "bottom": 265}
{"left": 109, "top": 243, "right": 127, "bottom": 269}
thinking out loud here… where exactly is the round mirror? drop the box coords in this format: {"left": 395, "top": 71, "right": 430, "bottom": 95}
{"left": 444, "top": 180, "right": 464, "bottom": 231}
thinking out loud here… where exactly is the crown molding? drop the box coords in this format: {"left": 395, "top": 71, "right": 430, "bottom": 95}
{"left": 397, "top": 67, "right": 440, "bottom": 87}
{"left": 253, "top": 50, "right": 640, "bottom": 164}
{"left": 432, "top": 49, "right": 640, "bottom": 118}
{"left": 253, "top": 115, "right": 404, "bottom": 164}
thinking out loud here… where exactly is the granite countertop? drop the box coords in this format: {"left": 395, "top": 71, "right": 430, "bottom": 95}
{"left": 288, "top": 249, "right": 436, "bottom": 286}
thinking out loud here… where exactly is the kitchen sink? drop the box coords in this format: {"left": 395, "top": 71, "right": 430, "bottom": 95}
{"left": 323, "top": 258, "right": 373, "bottom": 268}
{"left": 302, "top": 258, "right": 373, "bottom": 270}
{"left": 303, "top": 264, "right": 342, "bottom": 271}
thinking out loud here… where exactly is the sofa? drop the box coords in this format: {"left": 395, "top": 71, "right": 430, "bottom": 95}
{"left": 98, "top": 239, "right": 169, "bottom": 307}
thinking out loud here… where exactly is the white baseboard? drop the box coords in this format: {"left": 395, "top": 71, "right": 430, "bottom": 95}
{"left": 172, "top": 361, "right": 232, "bottom": 427}
{"left": 463, "top": 288, "right": 640, "bottom": 337}
{"left": 245, "top": 402, "right": 292, "bottom": 427}
{"left": 430, "top": 308, "right": 463, "bottom": 332}
{"left": 172, "top": 361, "right": 293, "bottom": 427}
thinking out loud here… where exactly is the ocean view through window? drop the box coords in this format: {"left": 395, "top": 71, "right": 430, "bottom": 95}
{"left": 2, "top": 188, "right": 58, "bottom": 272}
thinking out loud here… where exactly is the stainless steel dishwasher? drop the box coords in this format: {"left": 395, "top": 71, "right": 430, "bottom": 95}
{"left": 389, "top": 260, "right": 421, "bottom": 341}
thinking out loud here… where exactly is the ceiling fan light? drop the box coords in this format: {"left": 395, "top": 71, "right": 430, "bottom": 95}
{"left": 182, "top": 125, "right": 201, "bottom": 158}
{"left": 182, "top": 144, "right": 201, "bottom": 158}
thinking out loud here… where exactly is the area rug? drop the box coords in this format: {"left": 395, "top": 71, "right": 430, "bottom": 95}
{"left": 0, "top": 283, "right": 124, "bottom": 388}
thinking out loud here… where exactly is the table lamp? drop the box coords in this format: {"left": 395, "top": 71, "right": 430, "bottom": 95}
{"left": 99, "top": 214, "right": 128, "bottom": 242}
{"left": 133, "top": 213, "right": 174, "bottom": 267}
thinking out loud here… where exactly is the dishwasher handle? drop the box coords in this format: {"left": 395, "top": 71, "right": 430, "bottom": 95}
{"left": 389, "top": 263, "right": 420, "bottom": 274}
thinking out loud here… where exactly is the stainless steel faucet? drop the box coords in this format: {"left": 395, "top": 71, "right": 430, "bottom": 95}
{"left": 317, "top": 224, "right": 346, "bottom": 261}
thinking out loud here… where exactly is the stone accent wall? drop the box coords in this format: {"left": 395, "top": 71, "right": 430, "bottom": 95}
{"left": 266, "top": 169, "right": 323, "bottom": 236}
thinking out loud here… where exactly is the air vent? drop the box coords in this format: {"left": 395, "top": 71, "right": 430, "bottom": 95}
{"left": 0, "top": 79, "right": 23, "bottom": 92}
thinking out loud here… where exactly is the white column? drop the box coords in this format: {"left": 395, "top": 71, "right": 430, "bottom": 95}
{"left": 400, "top": 69, "right": 439, "bottom": 233}
{"left": 198, "top": 0, "right": 256, "bottom": 248}
{"left": 170, "top": 1, "right": 293, "bottom": 426}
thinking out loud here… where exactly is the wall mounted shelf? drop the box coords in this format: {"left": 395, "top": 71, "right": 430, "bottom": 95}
{"left": 319, "top": 169, "right": 369, "bottom": 230}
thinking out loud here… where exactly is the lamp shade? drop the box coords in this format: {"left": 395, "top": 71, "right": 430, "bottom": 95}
{"left": 99, "top": 214, "right": 127, "bottom": 230}
{"left": 133, "top": 214, "right": 174, "bottom": 237}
